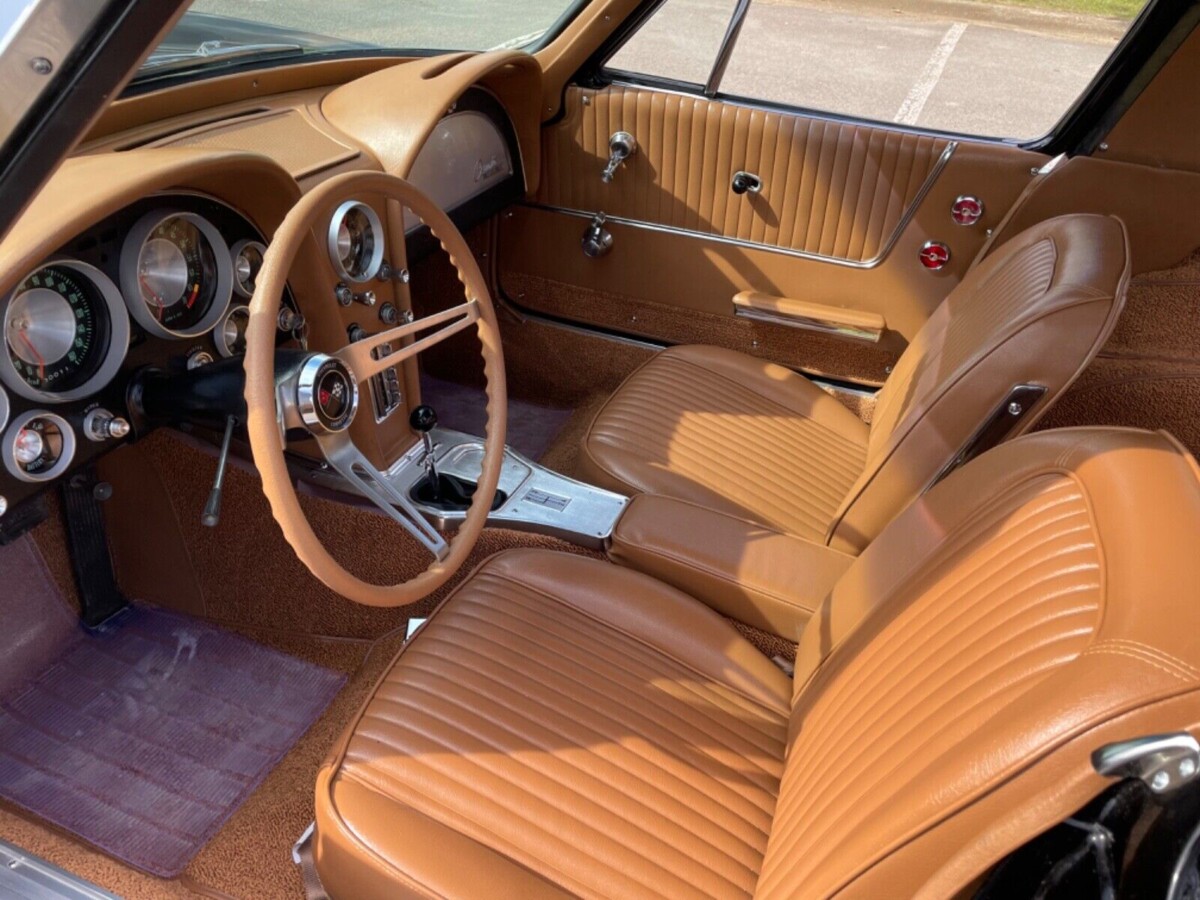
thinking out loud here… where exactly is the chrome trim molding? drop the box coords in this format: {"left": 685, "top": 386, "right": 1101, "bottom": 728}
{"left": 0, "top": 838, "right": 119, "bottom": 900}
{"left": 327, "top": 200, "right": 385, "bottom": 284}
{"left": 733, "top": 304, "right": 882, "bottom": 343}
{"left": 0, "top": 1, "right": 107, "bottom": 149}
{"left": 526, "top": 141, "right": 956, "bottom": 269}
{"left": 705, "top": 0, "right": 753, "bottom": 97}
{"left": 1094, "top": 732, "right": 1200, "bottom": 794}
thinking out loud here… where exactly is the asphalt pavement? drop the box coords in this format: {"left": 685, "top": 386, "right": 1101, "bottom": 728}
{"left": 189, "top": 0, "right": 1129, "bottom": 140}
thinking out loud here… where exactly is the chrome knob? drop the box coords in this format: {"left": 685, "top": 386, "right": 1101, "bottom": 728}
{"left": 601, "top": 131, "right": 637, "bottom": 183}
{"left": 83, "top": 408, "right": 130, "bottom": 442}
{"left": 278, "top": 307, "right": 305, "bottom": 332}
{"left": 335, "top": 283, "right": 353, "bottom": 307}
{"left": 187, "top": 350, "right": 213, "bottom": 370}
{"left": 354, "top": 290, "right": 377, "bottom": 308}
{"left": 379, "top": 303, "right": 399, "bottom": 326}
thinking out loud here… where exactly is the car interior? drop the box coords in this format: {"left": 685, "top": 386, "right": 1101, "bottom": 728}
{"left": 0, "top": 0, "right": 1199, "bottom": 897}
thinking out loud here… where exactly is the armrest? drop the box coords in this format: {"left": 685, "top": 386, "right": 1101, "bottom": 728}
{"left": 608, "top": 494, "right": 854, "bottom": 641}
{"left": 732, "top": 291, "right": 885, "bottom": 343}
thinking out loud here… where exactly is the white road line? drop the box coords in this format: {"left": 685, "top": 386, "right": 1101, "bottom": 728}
{"left": 894, "top": 22, "right": 967, "bottom": 126}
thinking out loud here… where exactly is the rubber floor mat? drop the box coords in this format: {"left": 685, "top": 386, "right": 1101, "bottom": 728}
{"left": 0, "top": 537, "right": 345, "bottom": 877}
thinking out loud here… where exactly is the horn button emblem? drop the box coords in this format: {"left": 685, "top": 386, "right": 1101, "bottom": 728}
{"left": 919, "top": 241, "right": 951, "bottom": 271}
{"left": 297, "top": 356, "right": 359, "bottom": 433}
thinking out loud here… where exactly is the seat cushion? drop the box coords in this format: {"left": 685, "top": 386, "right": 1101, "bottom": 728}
{"left": 314, "top": 549, "right": 793, "bottom": 900}
{"left": 580, "top": 345, "right": 870, "bottom": 542}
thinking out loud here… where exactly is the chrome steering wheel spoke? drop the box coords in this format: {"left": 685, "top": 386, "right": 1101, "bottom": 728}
{"left": 335, "top": 299, "right": 480, "bottom": 383}
{"left": 315, "top": 430, "right": 449, "bottom": 560}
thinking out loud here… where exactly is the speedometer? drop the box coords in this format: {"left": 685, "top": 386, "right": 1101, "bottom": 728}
{"left": 120, "top": 210, "right": 232, "bottom": 339}
{"left": 0, "top": 260, "right": 130, "bottom": 403}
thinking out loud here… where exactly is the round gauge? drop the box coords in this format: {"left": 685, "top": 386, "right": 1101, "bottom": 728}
{"left": 230, "top": 239, "right": 267, "bottom": 298}
{"left": 0, "top": 260, "right": 130, "bottom": 403}
{"left": 120, "top": 210, "right": 233, "bottom": 339}
{"left": 215, "top": 305, "right": 250, "bottom": 358}
{"left": 327, "top": 201, "right": 384, "bottom": 283}
{"left": 3, "top": 410, "right": 75, "bottom": 483}
{"left": 0, "top": 386, "right": 8, "bottom": 433}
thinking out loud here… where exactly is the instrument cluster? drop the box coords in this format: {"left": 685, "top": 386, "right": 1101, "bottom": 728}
{"left": 0, "top": 193, "right": 297, "bottom": 516}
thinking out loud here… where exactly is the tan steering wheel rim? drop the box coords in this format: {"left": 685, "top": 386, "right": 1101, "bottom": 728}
{"left": 245, "top": 170, "right": 507, "bottom": 607}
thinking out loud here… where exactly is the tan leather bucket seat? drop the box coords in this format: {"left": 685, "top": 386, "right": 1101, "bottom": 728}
{"left": 581, "top": 214, "right": 1130, "bottom": 553}
{"left": 313, "top": 427, "right": 1200, "bottom": 899}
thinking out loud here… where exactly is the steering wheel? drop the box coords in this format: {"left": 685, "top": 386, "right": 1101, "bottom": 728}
{"left": 244, "top": 170, "right": 507, "bottom": 607}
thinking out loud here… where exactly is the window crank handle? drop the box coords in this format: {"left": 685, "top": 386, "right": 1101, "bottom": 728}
{"left": 601, "top": 131, "right": 637, "bottom": 183}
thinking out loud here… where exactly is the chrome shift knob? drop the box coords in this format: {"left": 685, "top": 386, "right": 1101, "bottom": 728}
{"left": 410, "top": 405, "right": 440, "bottom": 497}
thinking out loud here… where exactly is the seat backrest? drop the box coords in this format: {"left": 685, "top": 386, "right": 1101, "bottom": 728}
{"left": 825, "top": 214, "right": 1129, "bottom": 554}
{"left": 755, "top": 427, "right": 1200, "bottom": 899}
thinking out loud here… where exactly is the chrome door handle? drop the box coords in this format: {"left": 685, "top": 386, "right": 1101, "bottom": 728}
{"left": 601, "top": 131, "right": 637, "bottom": 183}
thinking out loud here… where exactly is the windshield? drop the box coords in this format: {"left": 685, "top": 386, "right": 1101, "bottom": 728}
{"left": 138, "top": 0, "right": 586, "bottom": 81}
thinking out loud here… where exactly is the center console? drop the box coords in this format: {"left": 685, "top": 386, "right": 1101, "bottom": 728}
{"left": 309, "top": 425, "right": 628, "bottom": 550}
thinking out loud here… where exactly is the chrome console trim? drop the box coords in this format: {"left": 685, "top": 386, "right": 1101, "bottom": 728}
{"left": 307, "top": 427, "right": 629, "bottom": 549}
{"left": 524, "top": 141, "right": 956, "bottom": 269}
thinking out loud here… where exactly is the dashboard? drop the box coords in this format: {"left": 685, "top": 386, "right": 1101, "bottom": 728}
{"left": 0, "top": 193, "right": 300, "bottom": 518}
{"left": 0, "top": 50, "right": 536, "bottom": 532}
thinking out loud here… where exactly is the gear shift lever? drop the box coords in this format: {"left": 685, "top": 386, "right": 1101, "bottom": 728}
{"left": 410, "top": 404, "right": 439, "bottom": 499}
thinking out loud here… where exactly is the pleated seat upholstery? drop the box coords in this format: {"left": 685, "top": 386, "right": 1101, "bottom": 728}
{"left": 315, "top": 427, "right": 1200, "bottom": 900}
{"left": 581, "top": 214, "right": 1130, "bottom": 553}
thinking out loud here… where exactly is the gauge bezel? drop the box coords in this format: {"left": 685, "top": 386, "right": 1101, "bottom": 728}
{"left": 0, "top": 386, "right": 8, "bottom": 434}
{"left": 327, "top": 200, "right": 384, "bottom": 284}
{"left": 120, "top": 209, "right": 234, "bottom": 339}
{"left": 0, "top": 259, "right": 131, "bottom": 404}
{"left": 215, "top": 304, "right": 250, "bottom": 358}
{"left": 230, "top": 238, "right": 267, "bottom": 299}
{"left": 3, "top": 410, "right": 76, "bottom": 483}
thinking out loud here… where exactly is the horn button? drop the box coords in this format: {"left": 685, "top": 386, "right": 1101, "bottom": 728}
{"left": 297, "top": 355, "right": 359, "bottom": 434}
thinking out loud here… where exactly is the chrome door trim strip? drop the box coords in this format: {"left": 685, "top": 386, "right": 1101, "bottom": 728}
{"left": 705, "top": 0, "right": 753, "bottom": 97}
{"left": 524, "top": 138, "right": 956, "bottom": 270}
{"left": 733, "top": 304, "right": 883, "bottom": 343}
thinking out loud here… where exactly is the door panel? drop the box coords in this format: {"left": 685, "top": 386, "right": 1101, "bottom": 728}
{"left": 498, "top": 84, "right": 1043, "bottom": 383}
{"left": 538, "top": 84, "right": 952, "bottom": 263}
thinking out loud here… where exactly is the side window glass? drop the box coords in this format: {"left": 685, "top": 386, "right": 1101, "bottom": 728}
{"left": 603, "top": 0, "right": 1148, "bottom": 141}
{"left": 606, "top": 0, "right": 738, "bottom": 87}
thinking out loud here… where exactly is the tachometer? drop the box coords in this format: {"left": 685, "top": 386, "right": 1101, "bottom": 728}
{"left": 120, "top": 210, "right": 232, "bottom": 339}
{"left": 0, "top": 260, "right": 130, "bottom": 403}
